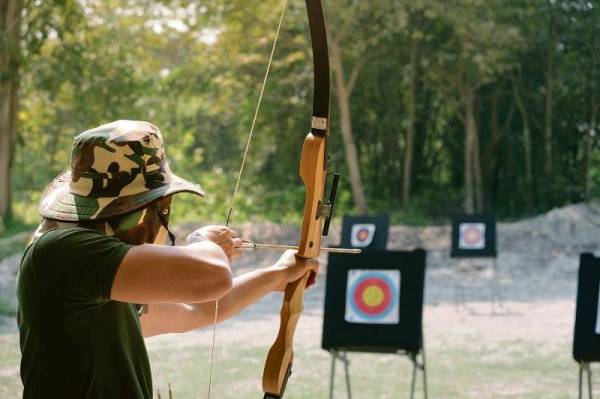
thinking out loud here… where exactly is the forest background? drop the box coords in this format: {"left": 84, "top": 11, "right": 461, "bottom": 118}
{"left": 1, "top": 0, "right": 599, "bottom": 236}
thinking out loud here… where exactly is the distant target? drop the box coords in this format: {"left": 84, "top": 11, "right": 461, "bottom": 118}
{"left": 459, "top": 223, "right": 486, "bottom": 250}
{"left": 357, "top": 229, "right": 370, "bottom": 242}
{"left": 345, "top": 269, "right": 400, "bottom": 324}
{"left": 350, "top": 224, "right": 376, "bottom": 248}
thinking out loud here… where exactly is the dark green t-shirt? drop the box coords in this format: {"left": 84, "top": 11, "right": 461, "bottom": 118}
{"left": 17, "top": 227, "right": 152, "bottom": 399}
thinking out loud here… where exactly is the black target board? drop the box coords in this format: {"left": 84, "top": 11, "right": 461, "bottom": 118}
{"left": 340, "top": 214, "right": 390, "bottom": 250}
{"left": 450, "top": 214, "right": 497, "bottom": 258}
{"left": 573, "top": 253, "right": 600, "bottom": 362}
{"left": 321, "top": 249, "right": 426, "bottom": 354}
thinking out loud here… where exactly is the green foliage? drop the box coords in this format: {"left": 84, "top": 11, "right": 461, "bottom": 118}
{"left": 0, "top": 300, "right": 16, "bottom": 318}
{"left": 8, "top": 0, "right": 600, "bottom": 226}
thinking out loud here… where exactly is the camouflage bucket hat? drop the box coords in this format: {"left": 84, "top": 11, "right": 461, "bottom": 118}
{"left": 39, "top": 120, "right": 204, "bottom": 222}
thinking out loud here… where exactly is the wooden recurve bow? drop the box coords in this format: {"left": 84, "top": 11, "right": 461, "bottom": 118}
{"left": 261, "top": 0, "right": 332, "bottom": 397}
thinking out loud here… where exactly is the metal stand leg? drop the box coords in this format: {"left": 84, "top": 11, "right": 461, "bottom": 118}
{"left": 408, "top": 351, "right": 429, "bottom": 399}
{"left": 490, "top": 258, "right": 504, "bottom": 313}
{"left": 454, "top": 278, "right": 462, "bottom": 311}
{"left": 409, "top": 354, "right": 417, "bottom": 399}
{"left": 329, "top": 350, "right": 352, "bottom": 399}
{"left": 453, "top": 259, "right": 465, "bottom": 312}
{"left": 588, "top": 363, "right": 593, "bottom": 399}
{"left": 421, "top": 341, "right": 429, "bottom": 399}
{"left": 579, "top": 362, "right": 593, "bottom": 399}
{"left": 342, "top": 351, "right": 352, "bottom": 399}
{"left": 329, "top": 350, "right": 336, "bottom": 399}
{"left": 580, "top": 362, "right": 584, "bottom": 399}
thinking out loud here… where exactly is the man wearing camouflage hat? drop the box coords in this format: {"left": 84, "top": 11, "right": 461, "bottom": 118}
{"left": 17, "top": 120, "right": 318, "bottom": 398}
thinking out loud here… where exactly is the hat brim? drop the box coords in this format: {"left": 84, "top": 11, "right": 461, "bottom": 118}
{"left": 39, "top": 171, "right": 205, "bottom": 222}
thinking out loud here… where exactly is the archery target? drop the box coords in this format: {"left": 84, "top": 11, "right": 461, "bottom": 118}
{"left": 350, "top": 224, "right": 376, "bottom": 248}
{"left": 458, "top": 223, "right": 486, "bottom": 250}
{"left": 345, "top": 269, "right": 400, "bottom": 324}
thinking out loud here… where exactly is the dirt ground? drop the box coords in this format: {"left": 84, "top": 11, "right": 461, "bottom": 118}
{"left": 1, "top": 201, "right": 600, "bottom": 397}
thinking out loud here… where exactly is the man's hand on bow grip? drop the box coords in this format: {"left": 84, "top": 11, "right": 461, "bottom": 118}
{"left": 271, "top": 250, "right": 320, "bottom": 292}
{"left": 187, "top": 225, "right": 243, "bottom": 261}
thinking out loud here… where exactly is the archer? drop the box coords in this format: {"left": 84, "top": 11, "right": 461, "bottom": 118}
{"left": 17, "top": 119, "right": 319, "bottom": 398}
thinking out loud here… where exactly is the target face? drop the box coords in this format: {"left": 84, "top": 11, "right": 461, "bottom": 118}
{"left": 345, "top": 269, "right": 400, "bottom": 324}
{"left": 458, "top": 223, "right": 486, "bottom": 249}
{"left": 350, "top": 224, "right": 376, "bottom": 248}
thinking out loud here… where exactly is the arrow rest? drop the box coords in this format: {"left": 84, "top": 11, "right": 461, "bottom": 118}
{"left": 318, "top": 172, "right": 339, "bottom": 235}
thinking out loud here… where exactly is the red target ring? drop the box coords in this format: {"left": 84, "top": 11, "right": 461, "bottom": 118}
{"left": 463, "top": 227, "right": 482, "bottom": 245}
{"left": 356, "top": 228, "right": 370, "bottom": 242}
{"left": 353, "top": 277, "right": 392, "bottom": 315}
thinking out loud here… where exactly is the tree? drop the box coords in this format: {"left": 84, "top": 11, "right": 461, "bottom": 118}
{"left": 0, "top": 0, "right": 79, "bottom": 224}
{"left": 0, "top": 0, "right": 23, "bottom": 225}
{"left": 325, "top": 0, "right": 393, "bottom": 215}
{"left": 426, "top": 0, "right": 525, "bottom": 212}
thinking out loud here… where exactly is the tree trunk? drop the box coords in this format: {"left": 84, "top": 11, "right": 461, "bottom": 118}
{"left": 482, "top": 91, "right": 500, "bottom": 202}
{"left": 511, "top": 73, "right": 533, "bottom": 210}
{"left": 544, "top": 3, "right": 556, "bottom": 177}
{"left": 402, "top": 36, "right": 417, "bottom": 207}
{"left": 0, "top": 0, "right": 23, "bottom": 225}
{"left": 463, "top": 87, "right": 476, "bottom": 213}
{"left": 329, "top": 37, "right": 368, "bottom": 215}
{"left": 472, "top": 99, "right": 483, "bottom": 212}
{"left": 583, "top": 49, "right": 597, "bottom": 197}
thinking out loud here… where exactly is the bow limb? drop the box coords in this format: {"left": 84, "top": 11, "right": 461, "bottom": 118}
{"left": 262, "top": 0, "right": 330, "bottom": 397}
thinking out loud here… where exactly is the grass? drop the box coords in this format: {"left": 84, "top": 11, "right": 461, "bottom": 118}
{"left": 0, "top": 315, "right": 590, "bottom": 399}
{"left": 142, "top": 336, "right": 591, "bottom": 399}
{"left": 0, "top": 334, "right": 22, "bottom": 397}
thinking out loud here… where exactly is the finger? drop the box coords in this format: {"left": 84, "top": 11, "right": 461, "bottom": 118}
{"left": 216, "top": 226, "right": 236, "bottom": 236}
{"left": 231, "top": 239, "right": 243, "bottom": 257}
{"left": 227, "top": 228, "right": 238, "bottom": 238}
{"left": 304, "top": 259, "right": 319, "bottom": 272}
{"left": 305, "top": 271, "right": 317, "bottom": 288}
{"left": 217, "top": 236, "right": 235, "bottom": 247}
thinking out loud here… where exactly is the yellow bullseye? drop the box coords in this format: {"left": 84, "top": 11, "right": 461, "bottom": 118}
{"left": 362, "top": 286, "right": 384, "bottom": 307}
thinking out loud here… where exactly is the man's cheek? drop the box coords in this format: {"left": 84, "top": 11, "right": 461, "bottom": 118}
{"left": 154, "top": 226, "right": 168, "bottom": 245}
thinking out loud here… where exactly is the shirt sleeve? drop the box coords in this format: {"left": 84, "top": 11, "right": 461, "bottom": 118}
{"left": 32, "top": 227, "right": 131, "bottom": 303}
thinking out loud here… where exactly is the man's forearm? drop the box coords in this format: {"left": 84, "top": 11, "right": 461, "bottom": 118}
{"left": 142, "top": 267, "right": 284, "bottom": 336}
{"left": 195, "top": 267, "right": 284, "bottom": 324}
{"left": 142, "top": 252, "right": 318, "bottom": 335}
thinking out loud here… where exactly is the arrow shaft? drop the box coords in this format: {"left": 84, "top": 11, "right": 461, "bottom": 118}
{"left": 242, "top": 241, "right": 361, "bottom": 254}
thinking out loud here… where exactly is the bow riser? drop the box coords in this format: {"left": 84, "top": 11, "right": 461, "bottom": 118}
{"left": 296, "top": 133, "right": 327, "bottom": 259}
{"left": 262, "top": 271, "right": 310, "bottom": 397}
{"left": 262, "top": 133, "right": 326, "bottom": 397}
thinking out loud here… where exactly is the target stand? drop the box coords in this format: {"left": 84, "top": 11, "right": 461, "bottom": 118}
{"left": 573, "top": 253, "right": 600, "bottom": 398}
{"left": 322, "top": 250, "right": 428, "bottom": 399}
{"left": 450, "top": 214, "right": 503, "bottom": 313}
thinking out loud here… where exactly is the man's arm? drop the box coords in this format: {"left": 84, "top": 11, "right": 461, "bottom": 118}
{"left": 140, "top": 251, "right": 318, "bottom": 337}
{"left": 110, "top": 241, "right": 233, "bottom": 304}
